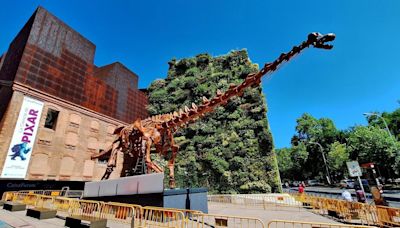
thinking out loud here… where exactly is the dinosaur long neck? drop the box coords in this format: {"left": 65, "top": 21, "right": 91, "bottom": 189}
{"left": 160, "top": 33, "right": 333, "bottom": 131}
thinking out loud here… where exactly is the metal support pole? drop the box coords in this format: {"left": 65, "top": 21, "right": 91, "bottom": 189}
{"left": 364, "top": 112, "right": 396, "bottom": 144}
{"left": 357, "top": 175, "right": 366, "bottom": 197}
{"left": 364, "top": 112, "right": 398, "bottom": 177}
{"left": 309, "top": 142, "right": 332, "bottom": 185}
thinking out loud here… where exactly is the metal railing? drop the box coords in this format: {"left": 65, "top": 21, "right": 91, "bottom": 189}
{"left": 53, "top": 196, "right": 77, "bottom": 212}
{"left": 68, "top": 199, "right": 101, "bottom": 218}
{"left": 268, "top": 220, "right": 372, "bottom": 228}
{"left": 209, "top": 193, "right": 400, "bottom": 227}
{"left": 99, "top": 202, "right": 137, "bottom": 224}
{"left": 140, "top": 206, "right": 186, "bottom": 227}
{"left": 187, "top": 213, "right": 266, "bottom": 228}
{"left": 1, "top": 191, "right": 15, "bottom": 201}
{"left": 2, "top": 190, "right": 388, "bottom": 227}
{"left": 1, "top": 189, "right": 84, "bottom": 199}
{"left": 208, "top": 194, "right": 307, "bottom": 210}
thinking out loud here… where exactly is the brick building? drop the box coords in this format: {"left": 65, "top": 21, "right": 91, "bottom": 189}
{"left": 0, "top": 7, "right": 148, "bottom": 181}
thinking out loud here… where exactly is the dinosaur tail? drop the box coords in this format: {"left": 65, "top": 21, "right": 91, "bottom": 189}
{"left": 159, "top": 32, "right": 335, "bottom": 131}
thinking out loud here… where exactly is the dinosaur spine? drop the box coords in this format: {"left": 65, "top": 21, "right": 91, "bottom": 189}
{"left": 160, "top": 32, "right": 335, "bottom": 131}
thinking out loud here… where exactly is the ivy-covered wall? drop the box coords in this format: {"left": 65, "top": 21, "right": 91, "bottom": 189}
{"left": 147, "top": 50, "right": 279, "bottom": 193}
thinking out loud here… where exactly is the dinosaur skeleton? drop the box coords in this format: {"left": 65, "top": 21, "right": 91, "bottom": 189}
{"left": 91, "top": 32, "right": 335, "bottom": 189}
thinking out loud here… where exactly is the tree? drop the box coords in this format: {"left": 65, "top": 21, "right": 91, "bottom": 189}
{"left": 327, "top": 142, "right": 349, "bottom": 180}
{"left": 276, "top": 143, "right": 309, "bottom": 181}
{"left": 276, "top": 148, "right": 293, "bottom": 179}
{"left": 291, "top": 113, "right": 340, "bottom": 181}
{"left": 295, "top": 113, "right": 338, "bottom": 145}
{"left": 278, "top": 109, "right": 400, "bottom": 182}
{"left": 347, "top": 126, "right": 398, "bottom": 177}
{"left": 366, "top": 108, "right": 400, "bottom": 140}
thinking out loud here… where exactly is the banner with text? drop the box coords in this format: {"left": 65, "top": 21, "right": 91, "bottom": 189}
{"left": 1, "top": 96, "right": 44, "bottom": 178}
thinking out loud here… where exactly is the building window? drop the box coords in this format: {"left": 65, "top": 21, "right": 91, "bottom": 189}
{"left": 97, "top": 149, "right": 109, "bottom": 164}
{"left": 90, "top": 121, "right": 99, "bottom": 133}
{"left": 44, "top": 109, "right": 59, "bottom": 130}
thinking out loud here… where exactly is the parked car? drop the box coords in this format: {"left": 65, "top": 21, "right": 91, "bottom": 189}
{"left": 354, "top": 179, "right": 370, "bottom": 192}
{"left": 339, "top": 179, "right": 355, "bottom": 189}
{"left": 307, "top": 179, "right": 321, "bottom": 186}
{"left": 291, "top": 181, "right": 300, "bottom": 187}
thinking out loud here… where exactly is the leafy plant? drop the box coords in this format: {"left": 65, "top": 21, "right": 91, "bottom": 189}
{"left": 147, "top": 50, "right": 278, "bottom": 193}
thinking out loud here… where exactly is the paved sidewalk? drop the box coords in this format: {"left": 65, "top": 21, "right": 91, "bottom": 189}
{"left": 0, "top": 209, "right": 64, "bottom": 228}
{"left": 208, "top": 202, "right": 341, "bottom": 225}
{"left": 0, "top": 209, "right": 128, "bottom": 228}
{"left": 0, "top": 204, "right": 340, "bottom": 227}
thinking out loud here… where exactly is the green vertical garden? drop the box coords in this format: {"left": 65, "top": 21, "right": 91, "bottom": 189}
{"left": 147, "top": 50, "right": 279, "bottom": 193}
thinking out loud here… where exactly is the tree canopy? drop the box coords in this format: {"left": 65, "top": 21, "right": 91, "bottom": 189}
{"left": 277, "top": 109, "right": 400, "bottom": 182}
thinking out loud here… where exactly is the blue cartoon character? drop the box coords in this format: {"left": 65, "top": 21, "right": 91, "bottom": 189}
{"left": 10, "top": 142, "right": 31, "bottom": 161}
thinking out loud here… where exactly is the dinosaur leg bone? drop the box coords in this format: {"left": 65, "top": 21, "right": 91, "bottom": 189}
{"left": 100, "top": 141, "right": 121, "bottom": 180}
{"left": 167, "top": 132, "right": 179, "bottom": 189}
{"left": 101, "top": 167, "right": 113, "bottom": 180}
{"left": 167, "top": 144, "right": 179, "bottom": 189}
{"left": 107, "top": 141, "right": 120, "bottom": 167}
{"left": 144, "top": 139, "right": 163, "bottom": 173}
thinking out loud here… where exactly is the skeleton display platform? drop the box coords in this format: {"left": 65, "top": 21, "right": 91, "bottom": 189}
{"left": 82, "top": 173, "right": 208, "bottom": 213}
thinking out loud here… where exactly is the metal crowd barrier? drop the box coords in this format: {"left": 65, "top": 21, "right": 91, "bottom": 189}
{"left": 4, "top": 190, "right": 392, "bottom": 227}
{"left": 1, "top": 191, "right": 15, "bottom": 201}
{"left": 294, "top": 194, "right": 400, "bottom": 227}
{"left": 209, "top": 193, "right": 400, "bottom": 227}
{"left": 187, "top": 213, "right": 265, "bottom": 228}
{"left": 99, "top": 202, "right": 137, "bottom": 224}
{"left": 68, "top": 199, "right": 101, "bottom": 218}
{"left": 11, "top": 191, "right": 32, "bottom": 204}
{"left": 140, "top": 206, "right": 186, "bottom": 227}
{"left": 2, "top": 189, "right": 83, "bottom": 198}
{"left": 53, "top": 196, "right": 77, "bottom": 212}
{"left": 375, "top": 205, "right": 400, "bottom": 227}
{"left": 34, "top": 194, "right": 55, "bottom": 209}
{"left": 267, "top": 220, "right": 372, "bottom": 228}
{"left": 208, "top": 194, "right": 306, "bottom": 210}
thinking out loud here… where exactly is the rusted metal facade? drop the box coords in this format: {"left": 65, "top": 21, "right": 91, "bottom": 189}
{"left": 0, "top": 7, "right": 148, "bottom": 181}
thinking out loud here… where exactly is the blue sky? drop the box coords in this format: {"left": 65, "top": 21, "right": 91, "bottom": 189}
{"left": 1, "top": 1, "right": 399, "bottom": 148}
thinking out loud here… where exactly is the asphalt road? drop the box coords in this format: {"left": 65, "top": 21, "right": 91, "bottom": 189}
{"left": 285, "top": 186, "right": 400, "bottom": 208}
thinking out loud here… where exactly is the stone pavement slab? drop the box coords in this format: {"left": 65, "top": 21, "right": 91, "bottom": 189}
{"left": 209, "top": 202, "right": 341, "bottom": 225}
{"left": 0, "top": 208, "right": 130, "bottom": 228}
{"left": 0, "top": 209, "right": 64, "bottom": 227}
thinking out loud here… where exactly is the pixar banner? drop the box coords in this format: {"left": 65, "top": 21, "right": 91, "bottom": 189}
{"left": 1, "top": 96, "right": 44, "bottom": 179}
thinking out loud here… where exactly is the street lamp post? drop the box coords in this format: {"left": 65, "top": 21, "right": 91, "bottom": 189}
{"left": 309, "top": 141, "right": 332, "bottom": 185}
{"left": 363, "top": 112, "right": 398, "bottom": 180}
{"left": 363, "top": 112, "right": 396, "bottom": 144}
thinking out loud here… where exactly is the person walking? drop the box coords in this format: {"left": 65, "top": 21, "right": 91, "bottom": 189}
{"left": 341, "top": 188, "right": 353, "bottom": 202}
{"left": 297, "top": 183, "right": 306, "bottom": 204}
{"left": 285, "top": 182, "right": 289, "bottom": 189}
{"left": 355, "top": 186, "right": 366, "bottom": 203}
{"left": 371, "top": 186, "right": 389, "bottom": 206}
{"left": 298, "top": 183, "right": 305, "bottom": 194}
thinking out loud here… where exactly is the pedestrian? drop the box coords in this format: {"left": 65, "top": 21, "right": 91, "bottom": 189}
{"left": 341, "top": 187, "right": 353, "bottom": 202}
{"left": 371, "top": 186, "right": 389, "bottom": 206}
{"left": 298, "top": 183, "right": 305, "bottom": 194}
{"left": 297, "top": 183, "right": 306, "bottom": 203}
{"left": 355, "top": 186, "right": 366, "bottom": 203}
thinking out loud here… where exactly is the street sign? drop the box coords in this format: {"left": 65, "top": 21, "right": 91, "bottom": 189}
{"left": 346, "top": 161, "right": 362, "bottom": 177}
